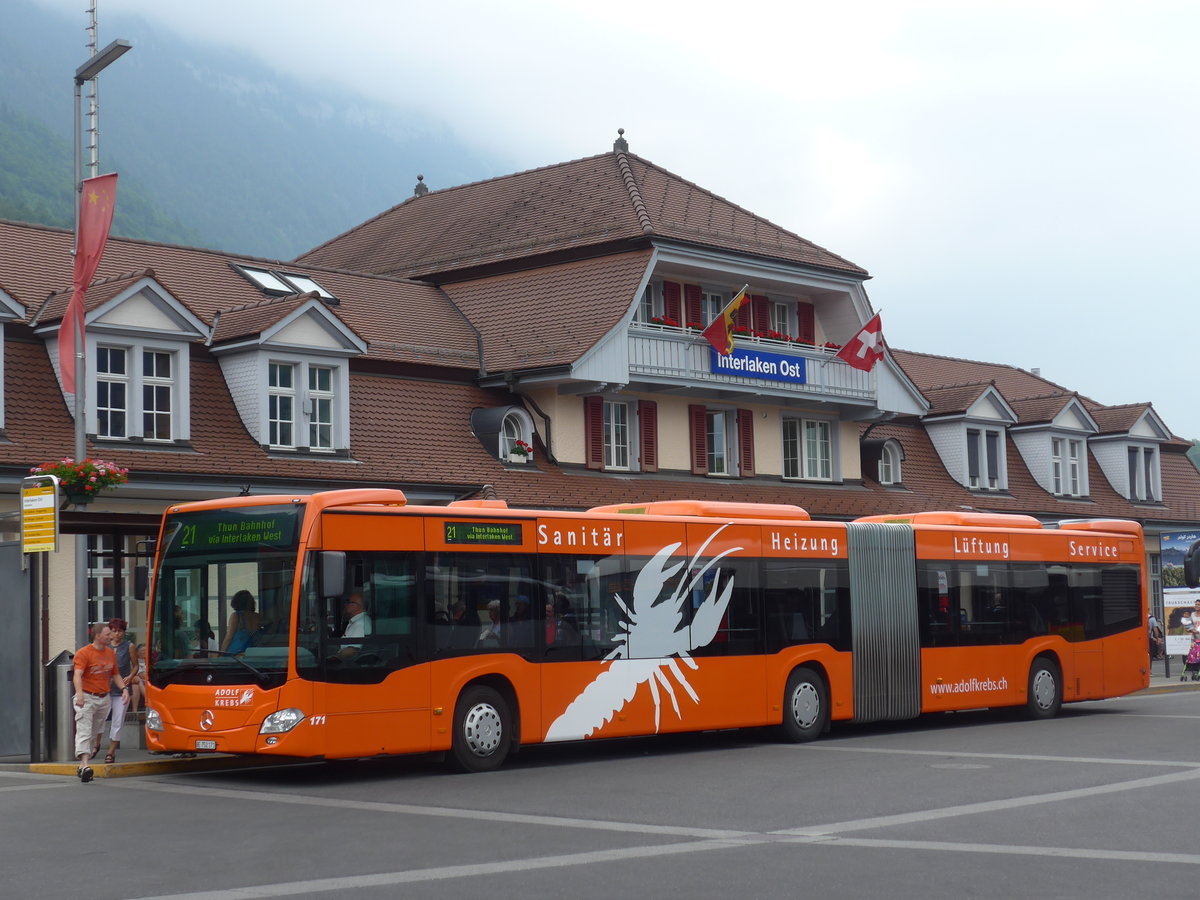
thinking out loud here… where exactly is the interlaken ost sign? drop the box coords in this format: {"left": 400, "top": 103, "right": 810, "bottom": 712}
{"left": 709, "top": 347, "right": 807, "bottom": 384}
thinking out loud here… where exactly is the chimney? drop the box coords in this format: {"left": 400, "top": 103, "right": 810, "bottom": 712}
{"left": 413, "top": 174, "right": 429, "bottom": 197}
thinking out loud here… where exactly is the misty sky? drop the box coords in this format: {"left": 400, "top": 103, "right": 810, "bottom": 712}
{"left": 32, "top": 0, "right": 1200, "bottom": 437}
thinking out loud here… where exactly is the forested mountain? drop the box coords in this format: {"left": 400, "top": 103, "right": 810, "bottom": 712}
{"left": 0, "top": 1, "right": 499, "bottom": 259}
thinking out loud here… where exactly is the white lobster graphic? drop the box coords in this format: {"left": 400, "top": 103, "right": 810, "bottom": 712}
{"left": 545, "top": 525, "right": 741, "bottom": 742}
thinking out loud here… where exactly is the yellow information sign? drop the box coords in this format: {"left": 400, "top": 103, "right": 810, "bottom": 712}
{"left": 21, "top": 477, "right": 59, "bottom": 554}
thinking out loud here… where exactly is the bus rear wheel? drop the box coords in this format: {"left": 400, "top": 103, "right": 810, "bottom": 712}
{"left": 450, "top": 685, "right": 511, "bottom": 772}
{"left": 1026, "top": 656, "right": 1062, "bottom": 720}
{"left": 781, "top": 668, "right": 827, "bottom": 743}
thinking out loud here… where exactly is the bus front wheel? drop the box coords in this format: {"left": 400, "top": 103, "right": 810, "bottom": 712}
{"left": 781, "top": 668, "right": 827, "bottom": 742}
{"left": 450, "top": 685, "right": 512, "bottom": 772}
{"left": 1026, "top": 656, "right": 1062, "bottom": 720}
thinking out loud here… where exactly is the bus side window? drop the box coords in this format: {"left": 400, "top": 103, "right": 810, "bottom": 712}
{"left": 763, "top": 559, "right": 828, "bottom": 653}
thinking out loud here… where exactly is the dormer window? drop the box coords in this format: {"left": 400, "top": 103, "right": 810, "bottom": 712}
{"left": 266, "top": 359, "right": 341, "bottom": 452}
{"left": 879, "top": 441, "right": 903, "bottom": 485}
{"left": 95, "top": 343, "right": 184, "bottom": 443}
{"left": 1128, "top": 445, "right": 1159, "bottom": 501}
{"left": 967, "top": 427, "right": 1005, "bottom": 491}
{"left": 500, "top": 411, "right": 532, "bottom": 460}
{"left": 1052, "top": 437, "right": 1084, "bottom": 497}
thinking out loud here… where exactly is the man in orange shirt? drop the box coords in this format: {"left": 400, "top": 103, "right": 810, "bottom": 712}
{"left": 73, "top": 622, "right": 131, "bottom": 782}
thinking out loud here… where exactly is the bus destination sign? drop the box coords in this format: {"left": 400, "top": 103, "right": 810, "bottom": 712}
{"left": 444, "top": 521, "right": 523, "bottom": 545}
{"left": 171, "top": 506, "right": 299, "bottom": 553}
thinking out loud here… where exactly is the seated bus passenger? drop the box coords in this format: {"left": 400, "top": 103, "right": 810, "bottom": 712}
{"left": 336, "top": 592, "right": 372, "bottom": 659}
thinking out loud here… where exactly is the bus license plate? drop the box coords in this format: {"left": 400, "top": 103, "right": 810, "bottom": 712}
{"left": 195, "top": 740, "right": 217, "bottom": 750}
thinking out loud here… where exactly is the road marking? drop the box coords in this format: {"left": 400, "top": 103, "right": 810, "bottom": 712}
{"left": 784, "top": 835, "right": 1200, "bottom": 865}
{"left": 0, "top": 782, "right": 74, "bottom": 794}
{"left": 118, "top": 780, "right": 753, "bottom": 840}
{"left": 795, "top": 744, "right": 1200, "bottom": 768}
{"left": 775, "top": 766, "right": 1200, "bottom": 836}
{"left": 125, "top": 839, "right": 752, "bottom": 900}
{"left": 116, "top": 760, "right": 1200, "bottom": 898}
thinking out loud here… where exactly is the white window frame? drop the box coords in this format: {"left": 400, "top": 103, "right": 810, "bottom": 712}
{"left": 701, "top": 290, "right": 725, "bottom": 326}
{"left": 966, "top": 426, "right": 1006, "bottom": 491}
{"left": 307, "top": 364, "right": 334, "bottom": 451}
{"left": 255, "top": 354, "right": 350, "bottom": 453}
{"left": 782, "top": 417, "right": 833, "bottom": 482}
{"left": 769, "top": 301, "right": 790, "bottom": 335}
{"left": 500, "top": 411, "right": 533, "bottom": 460}
{"left": 706, "top": 408, "right": 734, "bottom": 476}
{"left": 1051, "top": 437, "right": 1084, "bottom": 497}
{"left": 96, "top": 345, "right": 129, "bottom": 439}
{"left": 268, "top": 362, "right": 296, "bottom": 449}
{"left": 1128, "top": 444, "right": 1160, "bottom": 502}
{"left": 879, "top": 441, "right": 902, "bottom": 485}
{"left": 604, "top": 400, "right": 632, "bottom": 470}
{"left": 142, "top": 349, "right": 174, "bottom": 442}
{"left": 635, "top": 284, "right": 658, "bottom": 324}
{"left": 91, "top": 339, "right": 187, "bottom": 444}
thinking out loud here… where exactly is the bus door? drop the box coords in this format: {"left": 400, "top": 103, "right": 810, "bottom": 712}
{"left": 301, "top": 517, "right": 431, "bottom": 759}
{"left": 847, "top": 523, "right": 921, "bottom": 723}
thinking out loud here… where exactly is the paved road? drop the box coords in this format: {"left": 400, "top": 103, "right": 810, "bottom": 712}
{"left": 5, "top": 689, "right": 1200, "bottom": 900}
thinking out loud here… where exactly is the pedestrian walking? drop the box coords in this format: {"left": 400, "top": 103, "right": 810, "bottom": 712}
{"left": 72, "top": 622, "right": 131, "bottom": 783}
{"left": 101, "top": 618, "right": 137, "bottom": 764}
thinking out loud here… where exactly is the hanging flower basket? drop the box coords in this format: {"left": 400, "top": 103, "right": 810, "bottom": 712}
{"left": 29, "top": 457, "right": 130, "bottom": 505}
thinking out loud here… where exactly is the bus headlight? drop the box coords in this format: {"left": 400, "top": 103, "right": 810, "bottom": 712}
{"left": 146, "top": 708, "right": 162, "bottom": 731}
{"left": 260, "top": 708, "right": 305, "bottom": 734}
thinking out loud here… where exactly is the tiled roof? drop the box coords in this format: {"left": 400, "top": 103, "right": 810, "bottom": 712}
{"left": 892, "top": 349, "right": 1078, "bottom": 403}
{"left": 1005, "top": 393, "right": 1081, "bottom": 426}
{"left": 0, "top": 219, "right": 479, "bottom": 370}
{"left": 921, "top": 382, "right": 994, "bottom": 416}
{"left": 297, "top": 150, "right": 867, "bottom": 280}
{"left": 443, "top": 250, "right": 653, "bottom": 371}
{"left": 211, "top": 294, "right": 318, "bottom": 345}
{"left": 1089, "top": 403, "right": 1155, "bottom": 436}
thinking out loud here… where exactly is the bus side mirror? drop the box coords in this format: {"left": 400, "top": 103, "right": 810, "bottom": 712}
{"left": 1185, "top": 541, "right": 1200, "bottom": 589}
{"left": 134, "top": 565, "right": 148, "bottom": 601}
{"left": 320, "top": 551, "right": 347, "bottom": 599}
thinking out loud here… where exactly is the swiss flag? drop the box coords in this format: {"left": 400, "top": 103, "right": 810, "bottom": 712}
{"left": 835, "top": 313, "right": 884, "bottom": 372}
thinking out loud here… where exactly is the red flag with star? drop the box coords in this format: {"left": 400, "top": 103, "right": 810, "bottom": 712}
{"left": 60, "top": 173, "right": 118, "bottom": 393}
{"left": 835, "top": 313, "right": 885, "bottom": 371}
{"left": 701, "top": 285, "right": 750, "bottom": 355}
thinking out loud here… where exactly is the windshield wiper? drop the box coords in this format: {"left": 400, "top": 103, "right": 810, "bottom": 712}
{"left": 152, "top": 651, "right": 272, "bottom": 686}
{"left": 200, "top": 650, "right": 272, "bottom": 683}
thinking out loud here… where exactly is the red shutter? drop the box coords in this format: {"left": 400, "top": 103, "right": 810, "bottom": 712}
{"left": 684, "top": 284, "right": 702, "bottom": 327}
{"left": 689, "top": 404, "right": 708, "bottom": 475}
{"left": 584, "top": 395, "right": 604, "bottom": 470}
{"left": 737, "top": 409, "right": 755, "bottom": 478}
{"left": 797, "top": 302, "right": 815, "bottom": 345}
{"left": 662, "top": 281, "right": 681, "bottom": 323}
{"left": 639, "top": 400, "right": 658, "bottom": 473}
{"left": 751, "top": 295, "right": 769, "bottom": 333}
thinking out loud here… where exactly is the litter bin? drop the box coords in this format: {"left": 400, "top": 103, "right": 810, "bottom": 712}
{"left": 44, "top": 650, "right": 74, "bottom": 762}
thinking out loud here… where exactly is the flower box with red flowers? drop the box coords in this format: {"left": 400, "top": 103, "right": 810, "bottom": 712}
{"left": 29, "top": 457, "right": 130, "bottom": 504}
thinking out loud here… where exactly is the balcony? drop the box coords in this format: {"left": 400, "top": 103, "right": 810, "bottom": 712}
{"left": 627, "top": 323, "right": 874, "bottom": 404}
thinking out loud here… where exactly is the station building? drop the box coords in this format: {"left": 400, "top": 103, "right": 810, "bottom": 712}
{"left": 0, "top": 131, "right": 1195, "bottom": 702}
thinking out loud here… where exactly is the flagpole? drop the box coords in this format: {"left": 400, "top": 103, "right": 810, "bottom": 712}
{"left": 71, "top": 38, "right": 131, "bottom": 647}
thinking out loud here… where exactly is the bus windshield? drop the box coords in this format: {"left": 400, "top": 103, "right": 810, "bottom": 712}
{"left": 149, "top": 503, "right": 303, "bottom": 686}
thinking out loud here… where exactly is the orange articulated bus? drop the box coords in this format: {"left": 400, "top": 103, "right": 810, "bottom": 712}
{"left": 143, "top": 490, "right": 1149, "bottom": 771}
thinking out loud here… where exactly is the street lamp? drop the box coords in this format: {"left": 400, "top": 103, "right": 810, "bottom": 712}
{"left": 71, "top": 37, "right": 131, "bottom": 647}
